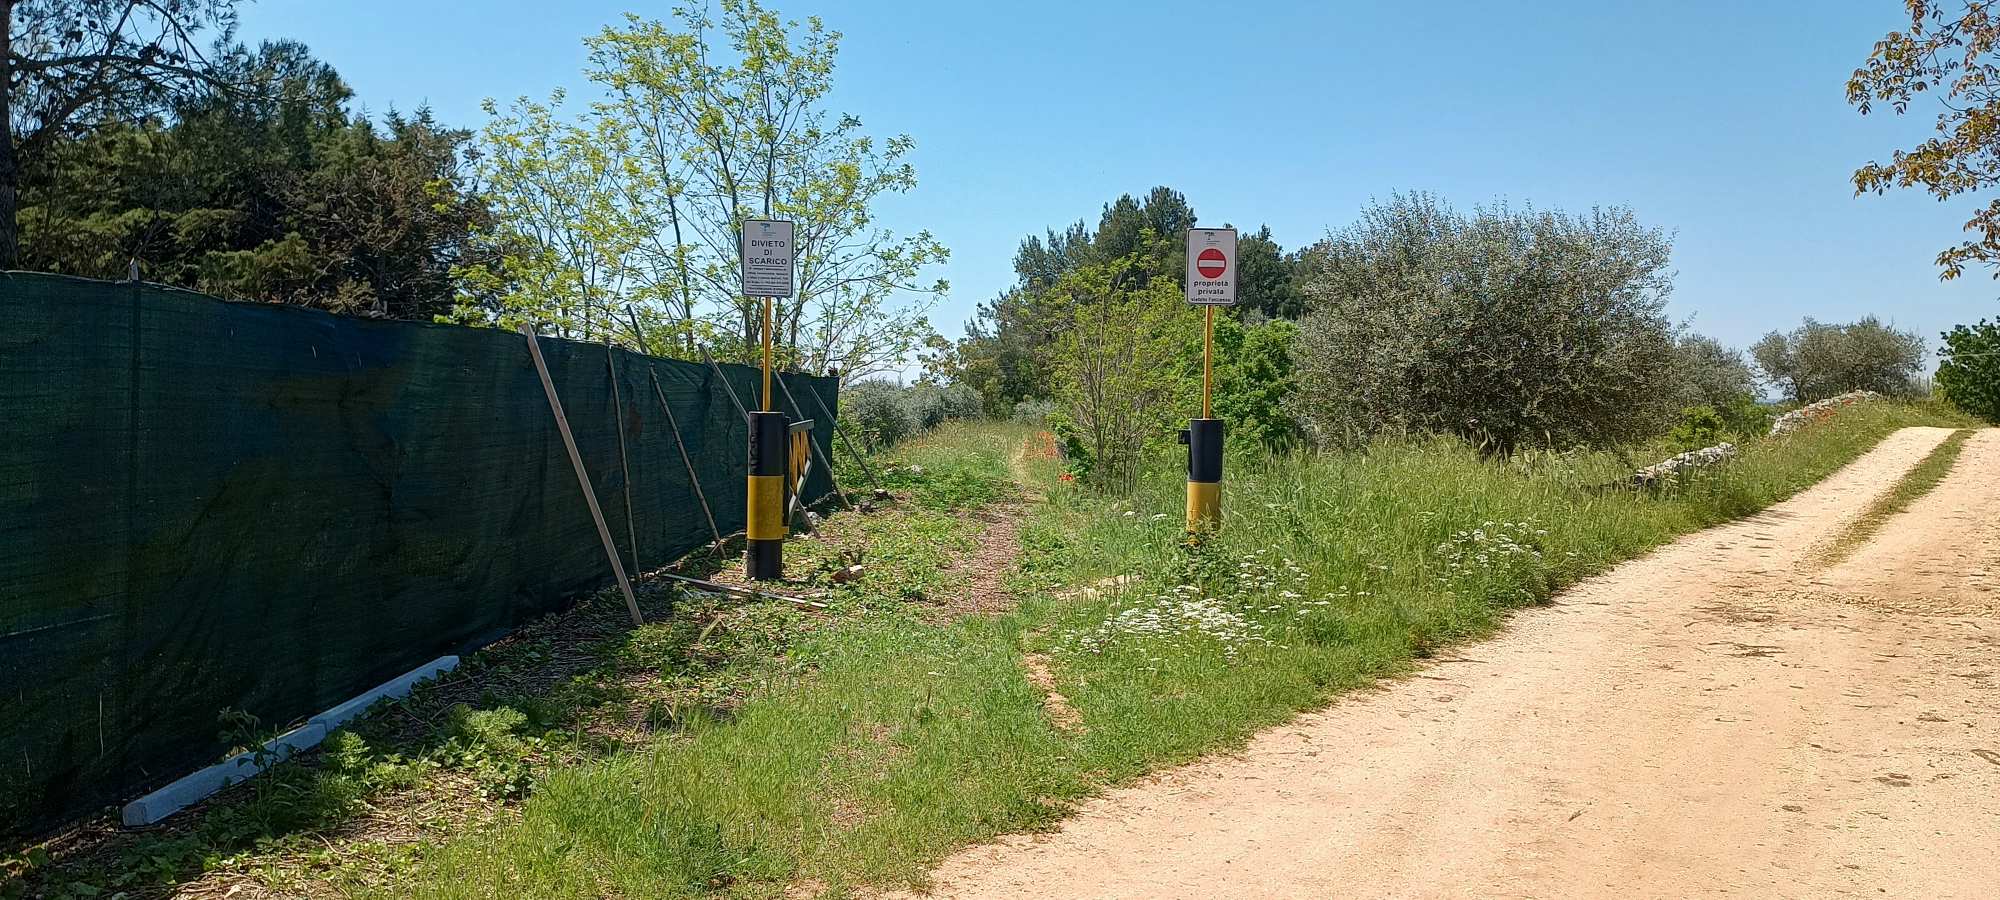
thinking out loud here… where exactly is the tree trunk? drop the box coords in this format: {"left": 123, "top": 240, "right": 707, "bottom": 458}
{"left": 0, "top": 0, "right": 19, "bottom": 269}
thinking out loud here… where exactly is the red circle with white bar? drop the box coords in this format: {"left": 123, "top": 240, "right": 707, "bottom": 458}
{"left": 1196, "top": 247, "right": 1227, "bottom": 279}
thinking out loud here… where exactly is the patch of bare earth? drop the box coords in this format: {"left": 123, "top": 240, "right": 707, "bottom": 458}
{"left": 907, "top": 426, "right": 2000, "bottom": 899}
{"left": 1020, "top": 653, "right": 1082, "bottom": 733}
{"left": 902, "top": 435, "right": 1042, "bottom": 620}
{"left": 935, "top": 500, "right": 1030, "bottom": 618}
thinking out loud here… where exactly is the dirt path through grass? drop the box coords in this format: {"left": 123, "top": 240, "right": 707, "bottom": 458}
{"left": 908, "top": 426, "right": 2000, "bottom": 899}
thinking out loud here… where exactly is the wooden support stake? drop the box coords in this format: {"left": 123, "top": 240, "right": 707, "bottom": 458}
{"left": 618, "top": 305, "right": 730, "bottom": 555}
{"left": 605, "top": 343, "right": 639, "bottom": 575}
{"left": 520, "top": 325, "right": 644, "bottom": 628}
{"left": 647, "top": 367, "right": 727, "bottom": 551}
{"left": 656, "top": 572, "right": 828, "bottom": 610}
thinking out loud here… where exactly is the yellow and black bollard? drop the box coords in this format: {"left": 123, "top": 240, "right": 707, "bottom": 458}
{"left": 745, "top": 408, "right": 788, "bottom": 579}
{"left": 1185, "top": 418, "right": 1222, "bottom": 532}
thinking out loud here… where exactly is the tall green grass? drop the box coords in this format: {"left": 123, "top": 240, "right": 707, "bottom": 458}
{"left": 367, "top": 402, "right": 1973, "bottom": 899}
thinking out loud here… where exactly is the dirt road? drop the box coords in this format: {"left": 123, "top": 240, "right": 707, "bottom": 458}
{"left": 917, "top": 427, "right": 2000, "bottom": 899}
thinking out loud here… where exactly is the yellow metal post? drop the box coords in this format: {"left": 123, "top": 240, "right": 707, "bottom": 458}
{"left": 1203, "top": 306, "right": 1214, "bottom": 418}
{"left": 762, "top": 296, "right": 774, "bottom": 411}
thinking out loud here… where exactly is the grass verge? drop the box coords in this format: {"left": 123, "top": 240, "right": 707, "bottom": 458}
{"left": 8, "top": 406, "right": 1975, "bottom": 899}
{"left": 1811, "top": 427, "right": 1973, "bottom": 567}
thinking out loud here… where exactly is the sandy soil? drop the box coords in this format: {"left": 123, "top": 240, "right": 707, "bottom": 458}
{"left": 912, "top": 426, "right": 2000, "bottom": 899}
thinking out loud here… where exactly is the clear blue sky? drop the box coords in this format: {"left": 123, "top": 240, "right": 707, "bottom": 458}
{"left": 240, "top": 0, "right": 1997, "bottom": 368}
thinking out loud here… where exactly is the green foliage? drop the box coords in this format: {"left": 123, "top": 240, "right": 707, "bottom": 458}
{"left": 444, "top": 91, "right": 632, "bottom": 339}
{"left": 841, "top": 381, "right": 918, "bottom": 449}
{"left": 1010, "top": 398, "right": 1057, "bottom": 425}
{"left": 896, "top": 383, "right": 946, "bottom": 430}
{"left": 18, "top": 42, "right": 489, "bottom": 319}
{"left": 972, "top": 192, "right": 1180, "bottom": 406}
{"left": 939, "top": 382, "right": 985, "bottom": 419}
{"left": 439, "top": 706, "right": 538, "bottom": 799}
{"left": 1290, "top": 193, "right": 1684, "bottom": 453}
{"left": 948, "top": 187, "right": 1304, "bottom": 413}
{"left": 1750, "top": 316, "right": 1927, "bottom": 402}
{"left": 454, "top": 0, "right": 947, "bottom": 376}
{"left": 1206, "top": 318, "right": 1302, "bottom": 452}
{"left": 1233, "top": 225, "right": 1304, "bottom": 321}
{"left": 1674, "top": 334, "right": 1758, "bottom": 411}
{"left": 1849, "top": 4, "right": 2000, "bottom": 279}
{"left": 3, "top": 0, "right": 250, "bottom": 267}
{"left": 1049, "top": 260, "right": 1191, "bottom": 491}
{"left": 1936, "top": 319, "right": 2000, "bottom": 422}
{"left": 1668, "top": 405, "right": 1727, "bottom": 451}
{"left": 839, "top": 379, "right": 983, "bottom": 451}
{"left": 1714, "top": 392, "right": 1775, "bottom": 437}
{"left": 1046, "top": 409, "right": 1093, "bottom": 480}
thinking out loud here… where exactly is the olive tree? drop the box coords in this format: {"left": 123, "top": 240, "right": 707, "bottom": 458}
{"left": 1289, "top": 193, "right": 1684, "bottom": 454}
{"left": 1749, "top": 317, "right": 1926, "bottom": 402}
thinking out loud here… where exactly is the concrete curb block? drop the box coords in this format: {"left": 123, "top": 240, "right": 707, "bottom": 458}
{"left": 121, "top": 723, "right": 326, "bottom": 827}
{"left": 120, "top": 655, "right": 460, "bottom": 828}
{"left": 310, "top": 656, "right": 459, "bottom": 733}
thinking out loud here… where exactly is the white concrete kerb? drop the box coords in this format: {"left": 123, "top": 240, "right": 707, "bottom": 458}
{"left": 120, "top": 655, "right": 458, "bottom": 827}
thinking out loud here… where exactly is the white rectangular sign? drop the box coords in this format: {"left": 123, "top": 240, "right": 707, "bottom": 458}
{"left": 1185, "top": 227, "right": 1237, "bottom": 306}
{"left": 740, "top": 218, "right": 796, "bottom": 298}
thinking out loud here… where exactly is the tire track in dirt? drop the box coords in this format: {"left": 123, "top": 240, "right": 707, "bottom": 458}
{"left": 908, "top": 426, "right": 2000, "bottom": 899}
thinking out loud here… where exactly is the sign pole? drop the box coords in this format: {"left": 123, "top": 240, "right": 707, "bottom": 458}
{"left": 762, "top": 296, "right": 774, "bottom": 412}
{"left": 1203, "top": 305, "right": 1215, "bottom": 419}
{"left": 741, "top": 219, "right": 797, "bottom": 580}
{"left": 1183, "top": 227, "right": 1235, "bottom": 535}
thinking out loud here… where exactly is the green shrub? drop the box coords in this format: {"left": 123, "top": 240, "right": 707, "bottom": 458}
{"left": 1668, "top": 405, "right": 1727, "bottom": 450}
{"left": 1046, "top": 409, "right": 1094, "bottom": 480}
{"left": 1209, "top": 318, "right": 1301, "bottom": 452}
{"left": 842, "top": 380, "right": 918, "bottom": 449}
{"left": 843, "top": 380, "right": 985, "bottom": 450}
{"left": 1051, "top": 260, "right": 1188, "bottom": 491}
{"left": 1674, "top": 335, "right": 1759, "bottom": 411}
{"left": 940, "top": 382, "right": 985, "bottom": 419}
{"left": 1011, "top": 398, "right": 1057, "bottom": 424}
{"left": 1715, "top": 392, "right": 1775, "bottom": 436}
{"left": 902, "top": 382, "right": 950, "bottom": 431}
{"left": 1937, "top": 319, "right": 2000, "bottom": 422}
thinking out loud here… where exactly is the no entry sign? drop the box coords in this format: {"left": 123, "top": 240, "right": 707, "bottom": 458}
{"left": 740, "top": 219, "right": 796, "bottom": 298}
{"left": 1185, "top": 227, "right": 1237, "bottom": 306}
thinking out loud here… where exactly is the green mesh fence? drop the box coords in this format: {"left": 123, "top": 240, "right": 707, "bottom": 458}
{"left": 0, "top": 272, "right": 839, "bottom": 835}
